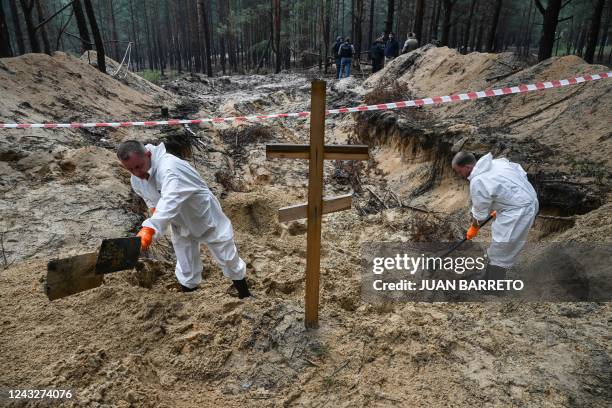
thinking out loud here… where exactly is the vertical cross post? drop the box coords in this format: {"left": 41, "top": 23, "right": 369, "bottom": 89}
{"left": 265, "top": 81, "right": 369, "bottom": 329}
{"left": 305, "top": 80, "right": 326, "bottom": 328}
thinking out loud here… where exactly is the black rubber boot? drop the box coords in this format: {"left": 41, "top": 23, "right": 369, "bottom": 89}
{"left": 232, "top": 279, "right": 251, "bottom": 299}
{"left": 483, "top": 264, "right": 507, "bottom": 298}
{"left": 180, "top": 284, "right": 198, "bottom": 293}
{"left": 485, "top": 264, "right": 507, "bottom": 281}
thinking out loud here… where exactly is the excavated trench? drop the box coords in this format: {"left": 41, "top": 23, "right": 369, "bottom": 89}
{"left": 353, "top": 108, "right": 607, "bottom": 237}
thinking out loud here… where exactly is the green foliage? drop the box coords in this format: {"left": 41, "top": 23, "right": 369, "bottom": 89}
{"left": 138, "top": 69, "right": 161, "bottom": 84}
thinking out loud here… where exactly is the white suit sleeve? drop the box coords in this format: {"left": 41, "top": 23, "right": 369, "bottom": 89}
{"left": 470, "top": 178, "right": 493, "bottom": 221}
{"left": 142, "top": 170, "right": 194, "bottom": 237}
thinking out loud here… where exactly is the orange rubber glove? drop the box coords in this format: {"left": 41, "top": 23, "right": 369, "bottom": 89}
{"left": 137, "top": 227, "right": 155, "bottom": 250}
{"left": 148, "top": 207, "right": 156, "bottom": 215}
{"left": 466, "top": 225, "right": 480, "bottom": 240}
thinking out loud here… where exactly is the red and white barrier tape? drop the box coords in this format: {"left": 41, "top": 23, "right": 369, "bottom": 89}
{"left": 1, "top": 72, "right": 610, "bottom": 129}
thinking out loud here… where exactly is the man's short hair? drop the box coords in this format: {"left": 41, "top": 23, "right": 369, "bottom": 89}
{"left": 117, "top": 140, "right": 146, "bottom": 161}
{"left": 452, "top": 151, "right": 476, "bottom": 168}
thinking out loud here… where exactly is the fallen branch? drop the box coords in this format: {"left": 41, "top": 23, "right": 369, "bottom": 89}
{"left": 493, "top": 59, "right": 518, "bottom": 70}
{"left": 34, "top": 1, "right": 76, "bottom": 32}
{"left": 486, "top": 69, "right": 522, "bottom": 82}
{"left": 303, "top": 358, "right": 320, "bottom": 367}
{"left": 0, "top": 231, "right": 6, "bottom": 267}
{"left": 1, "top": 231, "right": 14, "bottom": 270}
{"left": 331, "top": 359, "right": 351, "bottom": 376}
{"left": 366, "top": 186, "right": 388, "bottom": 209}
{"left": 375, "top": 393, "right": 403, "bottom": 403}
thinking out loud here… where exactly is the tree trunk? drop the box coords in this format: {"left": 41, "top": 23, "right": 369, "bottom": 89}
{"left": 143, "top": 0, "right": 155, "bottom": 70}
{"left": 368, "top": 0, "right": 375, "bottom": 45}
{"left": 128, "top": 0, "right": 140, "bottom": 69}
{"left": 413, "top": 0, "right": 424, "bottom": 42}
{"left": 475, "top": 18, "right": 484, "bottom": 51}
{"left": 354, "top": 0, "right": 364, "bottom": 60}
{"left": 153, "top": 0, "right": 164, "bottom": 76}
{"left": 385, "top": 0, "right": 394, "bottom": 36}
{"left": 197, "top": 0, "right": 213, "bottom": 76}
{"left": 585, "top": 0, "right": 606, "bottom": 63}
{"left": 8, "top": 1, "right": 25, "bottom": 55}
{"left": 108, "top": 0, "right": 119, "bottom": 60}
{"left": 524, "top": 0, "right": 535, "bottom": 56}
{"left": 274, "top": 0, "right": 281, "bottom": 73}
{"left": 322, "top": 0, "right": 331, "bottom": 73}
{"left": 0, "top": 1, "right": 12, "bottom": 57}
{"left": 440, "top": 0, "right": 454, "bottom": 46}
{"left": 73, "top": 0, "right": 92, "bottom": 52}
{"left": 487, "top": 0, "right": 503, "bottom": 52}
{"left": 469, "top": 1, "right": 480, "bottom": 51}
{"left": 351, "top": 0, "right": 355, "bottom": 40}
{"left": 82, "top": 0, "right": 106, "bottom": 73}
{"left": 597, "top": 0, "right": 611, "bottom": 61}
{"left": 341, "top": 0, "right": 345, "bottom": 34}
{"left": 535, "top": 0, "right": 562, "bottom": 61}
{"left": 35, "top": 0, "right": 51, "bottom": 54}
{"left": 431, "top": 0, "right": 441, "bottom": 42}
{"left": 463, "top": 0, "right": 478, "bottom": 52}
{"left": 226, "top": 1, "right": 237, "bottom": 73}
{"left": 19, "top": 0, "right": 40, "bottom": 53}
{"left": 450, "top": 17, "right": 457, "bottom": 48}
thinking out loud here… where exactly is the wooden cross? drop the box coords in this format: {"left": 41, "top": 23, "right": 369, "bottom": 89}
{"left": 266, "top": 80, "right": 369, "bottom": 328}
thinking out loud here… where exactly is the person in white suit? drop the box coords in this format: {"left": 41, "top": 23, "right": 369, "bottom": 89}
{"left": 452, "top": 151, "right": 539, "bottom": 279}
{"left": 117, "top": 140, "right": 250, "bottom": 297}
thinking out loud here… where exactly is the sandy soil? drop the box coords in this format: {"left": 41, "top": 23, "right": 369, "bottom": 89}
{"left": 0, "top": 49, "right": 610, "bottom": 407}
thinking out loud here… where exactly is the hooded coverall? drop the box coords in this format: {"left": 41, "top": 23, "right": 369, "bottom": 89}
{"left": 131, "top": 143, "right": 246, "bottom": 288}
{"left": 468, "top": 153, "right": 539, "bottom": 268}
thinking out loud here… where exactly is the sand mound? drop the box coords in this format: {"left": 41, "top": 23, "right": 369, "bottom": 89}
{"left": 363, "top": 46, "right": 612, "bottom": 168}
{"left": 80, "top": 50, "right": 173, "bottom": 100}
{"left": 0, "top": 52, "right": 177, "bottom": 262}
{"left": 0, "top": 52, "right": 170, "bottom": 127}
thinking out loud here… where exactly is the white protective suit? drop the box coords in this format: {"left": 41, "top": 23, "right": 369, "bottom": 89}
{"left": 131, "top": 143, "right": 246, "bottom": 288}
{"left": 468, "top": 153, "right": 539, "bottom": 268}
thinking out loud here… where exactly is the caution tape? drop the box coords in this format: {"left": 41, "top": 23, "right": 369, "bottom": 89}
{"left": 1, "top": 72, "right": 610, "bottom": 129}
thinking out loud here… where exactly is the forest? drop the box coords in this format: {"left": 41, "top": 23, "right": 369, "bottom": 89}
{"left": 0, "top": 0, "right": 610, "bottom": 77}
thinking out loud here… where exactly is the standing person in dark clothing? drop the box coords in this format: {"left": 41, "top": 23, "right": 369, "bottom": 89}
{"left": 385, "top": 32, "right": 400, "bottom": 64}
{"left": 337, "top": 37, "right": 355, "bottom": 79}
{"left": 370, "top": 36, "right": 385, "bottom": 73}
{"left": 331, "top": 36, "right": 343, "bottom": 79}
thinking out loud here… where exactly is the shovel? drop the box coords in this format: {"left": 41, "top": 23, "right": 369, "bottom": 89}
{"left": 45, "top": 237, "right": 141, "bottom": 300}
{"left": 439, "top": 212, "right": 496, "bottom": 258}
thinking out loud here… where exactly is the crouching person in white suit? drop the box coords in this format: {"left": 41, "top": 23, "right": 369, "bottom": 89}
{"left": 117, "top": 140, "right": 250, "bottom": 298}
{"left": 452, "top": 151, "right": 539, "bottom": 280}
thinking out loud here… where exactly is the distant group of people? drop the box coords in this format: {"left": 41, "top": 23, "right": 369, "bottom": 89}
{"left": 332, "top": 32, "right": 420, "bottom": 79}
{"left": 370, "top": 32, "right": 419, "bottom": 74}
